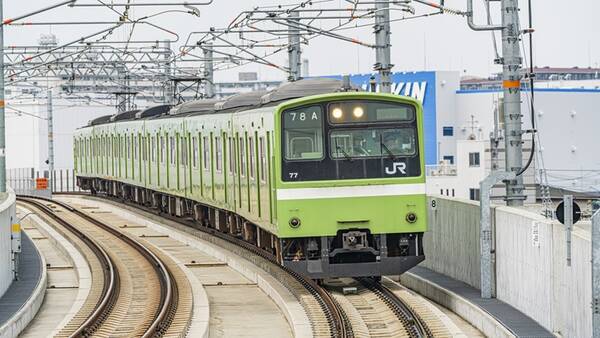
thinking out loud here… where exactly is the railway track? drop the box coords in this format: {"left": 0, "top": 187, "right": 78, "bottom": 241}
{"left": 18, "top": 196, "right": 181, "bottom": 338}
{"left": 357, "top": 278, "right": 432, "bottom": 338}
{"left": 58, "top": 192, "right": 353, "bottom": 338}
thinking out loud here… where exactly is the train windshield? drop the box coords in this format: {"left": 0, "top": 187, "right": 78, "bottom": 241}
{"left": 331, "top": 128, "right": 416, "bottom": 159}
{"left": 282, "top": 105, "right": 324, "bottom": 161}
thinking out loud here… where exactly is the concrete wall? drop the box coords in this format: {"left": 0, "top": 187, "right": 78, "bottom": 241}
{"left": 423, "top": 195, "right": 593, "bottom": 337}
{"left": 422, "top": 195, "right": 482, "bottom": 289}
{"left": 0, "top": 190, "right": 17, "bottom": 299}
{"left": 495, "top": 207, "right": 592, "bottom": 338}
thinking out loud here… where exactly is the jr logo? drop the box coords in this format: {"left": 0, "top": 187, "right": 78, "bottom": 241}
{"left": 385, "top": 162, "right": 407, "bottom": 175}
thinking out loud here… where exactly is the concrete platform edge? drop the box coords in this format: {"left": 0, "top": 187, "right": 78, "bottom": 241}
{"left": 22, "top": 209, "right": 93, "bottom": 337}
{"left": 0, "top": 233, "right": 47, "bottom": 338}
{"left": 399, "top": 271, "right": 516, "bottom": 338}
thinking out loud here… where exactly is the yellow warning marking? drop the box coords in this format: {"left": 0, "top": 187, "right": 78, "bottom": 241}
{"left": 11, "top": 223, "right": 20, "bottom": 233}
{"left": 0, "top": 100, "right": 5, "bottom": 108}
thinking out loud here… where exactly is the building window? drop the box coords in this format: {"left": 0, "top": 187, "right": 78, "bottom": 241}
{"left": 443, "top": 126, "right": 454, "bottom": 136}
{"left": 443, "top": 155, "right": 454, "bottom": 165}
{"left": 469, "top": 152, "right": 480, "bottom": 167}
{"left": 469, "top": 188, "right": 481, "bottom": 201}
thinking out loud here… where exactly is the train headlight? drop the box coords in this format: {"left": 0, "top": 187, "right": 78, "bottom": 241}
{"left": 406, "top": 212, "right": 417, "bottom": 224}
{"left": 331, "top": 107, "right": 343, "bottom": 119}
{"left": 289, "top": 217, "right": 301, "bottom": 228}
{"left": 353, "top": 106, "right": 364, "bottom": 118}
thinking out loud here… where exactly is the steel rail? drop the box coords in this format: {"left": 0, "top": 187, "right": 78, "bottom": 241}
{"left": 20, "top": 196, "right": 178, "bottom": 338}
{"left": 17, "top": 197, "right": 119, "bottom": 338}
{"left": 358, "top": 278, "right": 432, "bottom": 338}
{"left": 62, "top": 192, "right": 352, "bottom": 338}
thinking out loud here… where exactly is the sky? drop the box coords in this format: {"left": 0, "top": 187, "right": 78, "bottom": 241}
{"left": 3, "top": 0, "right": 599, "bottom": 82}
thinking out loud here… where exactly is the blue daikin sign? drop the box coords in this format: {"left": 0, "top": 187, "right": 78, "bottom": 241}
{"left": 323, "top": 71, "right": 437, "bottom": 165}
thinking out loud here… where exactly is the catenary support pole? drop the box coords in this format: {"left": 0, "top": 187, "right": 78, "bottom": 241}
{"left": 593, "top": 210, "right": 599, "bottom": 337}
{"left": 480, "top": 170, "right": 516, "bottom": 298}
{"left": 203, "top": 42, "right": 215, "bottom": 98}
{"left": 564, "top": 195, "right": 573, "bottom": 267}
{"left": 501, "top": 0, "right": 525, "bottom": 205}
{"left": 287, "top": 11, "right": 301, "bottom": 81}
{"left": 47, "top": 89, "right": 54, "bottom": 196}
{"left": 374, "top": 0, "right": 392, "bottom": 93}
{"left": 0, "top": 0, "right": 6, "bottom": 193}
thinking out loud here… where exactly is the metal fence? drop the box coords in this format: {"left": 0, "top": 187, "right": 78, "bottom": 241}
{"left": 7, "top": 167, "right": 81, "bottom": 196}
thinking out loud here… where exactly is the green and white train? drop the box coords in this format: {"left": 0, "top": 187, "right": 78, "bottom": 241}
{"left": 74, "top": 78, "right": 427, "bottom": 278}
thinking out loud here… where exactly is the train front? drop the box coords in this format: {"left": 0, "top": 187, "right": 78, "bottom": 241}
{"left": 275, "top": 92, "right": 427, "bottom": 279}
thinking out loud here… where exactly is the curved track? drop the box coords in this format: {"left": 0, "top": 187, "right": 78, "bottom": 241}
{"left": 18, "top": 196, "right": 179, "bottom": 338}
{"left": 357, "top": 278, "right": 432, "bottom": 338}
{"left": 59, "top": 192, "right": 353, "bottom": 338}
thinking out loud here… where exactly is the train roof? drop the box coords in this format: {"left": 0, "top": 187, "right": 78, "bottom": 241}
{"left": 136, "top": 105, "right": 172, "bottom": 119}
{"left": 84, "top": 78, "right": 362, "bottom": 127}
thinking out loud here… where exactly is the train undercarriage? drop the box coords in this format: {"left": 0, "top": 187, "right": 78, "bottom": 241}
{"left": 78, "top": 176, "right": 425, "bottom": 279}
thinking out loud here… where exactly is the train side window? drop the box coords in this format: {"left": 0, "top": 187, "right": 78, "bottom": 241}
{"left": 203, "top": 136, "right": 210, "bottom": 171}
{"left": 192, "top": 137, "right": 198, "bottom": 168}
{"left": 170, "top": 136, "right": 176, "bottom": 165}
{"left": 134, "top": 136, "right": 138, "bottom": 160}
{"left": 249, "top": 137, "right": 255, "bottom": 179}
{"left": 181, "top": 135, "right": 188, "bottom": 166}
{"left": 215, "top": 137, "right": 223, "bottom": 172}
{"left": 239, "top": 137, "right": 246, "bottom": 177}
{"left": 228, "top": 137, "right": 235, "bottom": 173}
{"left": 127, "top": 136, "right": 131, "bottom": 159}
{"left": 259, "top": 137, "right": 266, "bottom": 182}
{"left": 142, "top": 136, "right": 148, "bottom": 161}
{"left": 160, "top": 135, "right": 165, "bottom": 163}
{"left": 151, "top": 137, "right": 156, "bottom": 162}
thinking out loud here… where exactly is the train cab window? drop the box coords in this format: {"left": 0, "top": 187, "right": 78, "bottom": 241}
{"left": 330, "top": 128, "right": 416, "bottom": 159}
{"left": 282, "top": 105, "right": 324, "bottom": 161}
{"left": 259, "top": 137, "right": 266, "bottom": 182}
{"left": 203, "top": 136, "right": 210, "bottom": 171}
{"left": 239, "top": 137, "right": 246, "bottom": 177}
{"left": 249, "top": 137, "right": 255, "bottom": 179}
{"left": 170, "top": 136, "right": 176, "bottom": 165}
{"left": 215, "top": 137, "right": 222, "bottom": 172}
{"left": 192, "top": 137, "right": 199, "bottom": 168}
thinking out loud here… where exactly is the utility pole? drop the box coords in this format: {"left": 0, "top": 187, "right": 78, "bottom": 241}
{"left": 163, "top": 40, "right": 173, "bottom": 105}
{"left": 287, "top": 10, "right": 302, "bottom": 81}
{"left": 0, "top": 1, "right": 6, "bottom": 193}
{"left": 374, "top": 0, "right": 392, "bottom": 93}
{"left": 203, "top": 42, "right": 215, "bottom": 98}
{"left": 466, "top": 0, "right": 525, "bottom": 205}
{"left": 500, "top": 0, "right": 525, "bottom": 205}
{"left": 47, "top": 89, "right": 54, "bottom": 195}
